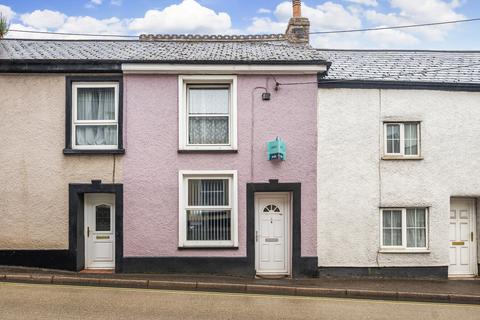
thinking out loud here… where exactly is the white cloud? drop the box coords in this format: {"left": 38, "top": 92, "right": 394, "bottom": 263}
{"left": 5, "top": 0, "right": 231, "bottom": 39}
{"left": 312, "top": 33, "right": 363, "bottom": 49}
{"left": 129, "top": 0, "right": 231, "bottom": 34}
{"left": 2, "top": 0, "right": 467, "bottom": 48}
{"left": 248, "top": 1, "right": 361, "bottom": 34}
{"left": 58, "top": 16, "right": 128, "bottom": 36}
{"left": 0, "top": 4, "right": 15, "bottom": 21}
{"left": 346, "top": 0, "right": 378, "bottom": 6}
{"left": 390, "top": 0, "right": 464, "bottom": 21}
{"left": 247, "top": 17, "right": 286, "bottom": 34}
{"left": 365, "top": 28, "right": 419, "bottom": 47}
{"left": 20, "top": 10, "right": 66, "bottom": 29}
{"left": 257, "top": 8, "right": 271, "bottom": 14}
{"left": 111, "top": 0, "right": 122, "bottom": 5}
{"left": 86, "top": 0, "right": 103, "bottom": 8}
{"left": 366, "top": 0, "right": 465, "bottom": 41}
{"left": 246, "top": 1, "right": 367, "bottom": 48}
{"left": 7, "top": 12, "right": 128, "bottom": 39}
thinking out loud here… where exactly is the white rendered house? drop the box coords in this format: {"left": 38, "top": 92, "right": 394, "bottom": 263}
{"left": 317, "top": 50, "right": 480, "bottom": 278}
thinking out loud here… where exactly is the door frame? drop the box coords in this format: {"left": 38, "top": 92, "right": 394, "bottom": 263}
{"left": 449, "top": 197, "right": 478, "bottom": 277}
{"left": 69, "top": 182, "right": 123, "bottom": 272}
{"left": 246, "top": 181, "right": 317, "bottom": 278}
{"left": 84, "top": 193, "right": 116, "bottom": 269}
{"left": 254, "top": 192, "right": 292, "bottom": 276}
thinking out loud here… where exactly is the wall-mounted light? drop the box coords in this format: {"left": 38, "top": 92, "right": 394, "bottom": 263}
{"left": 262, "top": 92, "right": 271, "bottom": 101}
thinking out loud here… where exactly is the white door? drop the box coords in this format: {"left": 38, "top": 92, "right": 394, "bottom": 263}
{"left": 85, "top": 193, "right": 115, "bottom": 269}
{"left": 255, "top": 192, "right": 290, "bottom": 276}
{"left": 449, "top": 198, "right": 477, "bottom": 276}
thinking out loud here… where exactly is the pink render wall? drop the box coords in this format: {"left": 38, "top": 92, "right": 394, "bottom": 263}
{"left": 123, "top": 74, "right": 317, "bottom": 257}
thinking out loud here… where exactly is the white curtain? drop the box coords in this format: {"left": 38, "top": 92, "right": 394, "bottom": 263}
{"left": 76, "top": 125, "right": 117, "bottom": 146}
{"left": 188, "top": 88, "right": 229, "bottom": 144}
{"left": 383, "top": 210, "right": 402, "bottom": 246}
{"left": 189, "top": 117, "right": 228, "bottom": 144}
{"left": 189, "top": 88, "right": 229, "bottom": 114}
{"left": 77, "top": 88, "right": 115, "bottom": 120}
{"left": 76, "top": 87, "right": 117, "bottom": 146}
{"left": 404, "top": 123, "right": 418, "bottom": 155}
{"left": 407, "top": 208, "right": 426, "bottom": 247}
{"left": 386, "top": 124, "right": 400, "bottom": 153}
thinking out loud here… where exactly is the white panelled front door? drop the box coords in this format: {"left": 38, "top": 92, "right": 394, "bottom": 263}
{"left": 255, "top": 192, "right": 291, "bottom": 276}
{"left": 449, "top": 198, "right": 477, "bottom": 276}
{"left": 85, "top": 194, "right": 115, "bottom": 269}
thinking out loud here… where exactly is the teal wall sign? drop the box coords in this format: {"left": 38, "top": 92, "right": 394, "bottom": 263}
{"left": 267, "top": 137, "right": 286, "bottom": 161}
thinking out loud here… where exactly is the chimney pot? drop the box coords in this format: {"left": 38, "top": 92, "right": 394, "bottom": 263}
{"left": 293, "top": 0, "right": 301, "bottom": 18}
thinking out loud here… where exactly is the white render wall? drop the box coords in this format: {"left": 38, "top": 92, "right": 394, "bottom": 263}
{"left": 317, "top": 88, "right": 480, "bottom": 267}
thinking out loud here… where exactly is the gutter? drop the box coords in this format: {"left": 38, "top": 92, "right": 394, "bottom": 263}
{"left": 318, "top": 79, "right": 480, "bottom": 92}
{"left": 0, "top": 59, "right": 330, "bottom": 74}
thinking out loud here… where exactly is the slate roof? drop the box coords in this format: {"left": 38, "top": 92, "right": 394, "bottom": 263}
{"left": 0, "top": 38, "right": 327, "bottom": 64}
{"left": 318, "top": 49, "right": 480, "bottom": 84}
{"left": 1, "top": 39, "right": 479, "bottom": 86}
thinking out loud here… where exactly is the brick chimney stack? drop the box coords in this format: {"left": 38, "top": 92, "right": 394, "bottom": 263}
{"left": 285, "top": 0, "right": 310, "bottom": 44}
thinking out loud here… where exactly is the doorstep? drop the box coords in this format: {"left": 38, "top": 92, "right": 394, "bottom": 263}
{"left": 79, "top": 269, "right": 115, "bottom": 274}
{"left": 0, "top": 266, "right": 479, "bottom": 305}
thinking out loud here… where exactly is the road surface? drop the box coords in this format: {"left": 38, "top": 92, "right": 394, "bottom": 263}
{"left": 0, "top": 282, "right": 478, "bottom": 320}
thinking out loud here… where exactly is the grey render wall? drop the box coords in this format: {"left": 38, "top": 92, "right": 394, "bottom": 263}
{"left": 0, "top": 75, "right": 122, "bottom": 250}
{"left": 317, "top": 88, "right": 480, "bottom": 267}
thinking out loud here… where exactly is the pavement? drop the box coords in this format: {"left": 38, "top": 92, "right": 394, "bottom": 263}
{"left": 0, "top": 266, "right": 479, "bottom": 305}
{"left": 1, "top": 282, "right": 479, "bottom": 320}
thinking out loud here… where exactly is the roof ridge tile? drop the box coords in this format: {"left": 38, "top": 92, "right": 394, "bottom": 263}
{"left": 139, "top": 34, "right": 286, "bottom": 42}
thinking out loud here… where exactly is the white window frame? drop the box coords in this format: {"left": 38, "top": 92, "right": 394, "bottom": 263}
{"left": 380, "top": 208, "right": 429, "bottom": 252}
{"left": 72, "top": 82, "right": 119, "bottom": 150}
{"left": 178, "top": 75, "right": 237, "bottom": 151}
{"left": 383, "top": 122, "right": 421, "bottom": 157}
{"left": 178, "top": 170, "right": 238, "bottom": 248}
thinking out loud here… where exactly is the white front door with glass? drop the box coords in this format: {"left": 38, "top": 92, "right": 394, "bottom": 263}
{"left": 449, "top": 198, "right": 477, "bottom": 276}
{"left": 255, "top": 193, "right": 290, "bottom": 276}
{"left": 85, "top": 194, "right": 115, "bottom": 269}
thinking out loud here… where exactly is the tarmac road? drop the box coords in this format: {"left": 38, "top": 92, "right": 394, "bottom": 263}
{"left": 0, "top": 282, "right": 479, "bottom": 320}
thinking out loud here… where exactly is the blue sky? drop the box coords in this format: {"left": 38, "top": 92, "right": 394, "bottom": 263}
{"left": 1, "top": 0, "right": 479, "bottom": 49}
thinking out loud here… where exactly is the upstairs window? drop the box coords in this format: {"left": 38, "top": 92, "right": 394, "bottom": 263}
{"left": 65, "top": 77, "right": 123, "bottom": 154}
{"left": 188, "top": 86, "right": 230, "bottom": 145}
{"left": 384, "top": 122, "right": 420, "bottom": 157}
{"left": 73, "top": 83, "right": 119, "bottom": 149}
{"left": 179, "top": 75, "right": 237, "bottom": 151}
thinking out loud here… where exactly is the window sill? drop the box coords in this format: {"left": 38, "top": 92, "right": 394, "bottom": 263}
{"left": 63, "top": 148, "right": 125, "bottom": 155}
{"left": 178, "top": 149, "right": 238, "bottom": 154}
{"left": 178, "top": 246, "right": 239, "bottom": 250}
{"left": 382, "top": 155, "right": 423, "bottom": 161}
{"left": 379, "top": 249, "right": 430, "bottom": 254}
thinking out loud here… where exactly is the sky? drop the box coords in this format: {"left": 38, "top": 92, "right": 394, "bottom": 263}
{"left": 0, "top": 0, "right": 479, "bottom": 49}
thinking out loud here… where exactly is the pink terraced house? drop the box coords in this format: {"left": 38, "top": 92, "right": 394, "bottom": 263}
{"left": 0, "top": 1, "right": 327, "bottom": 277}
